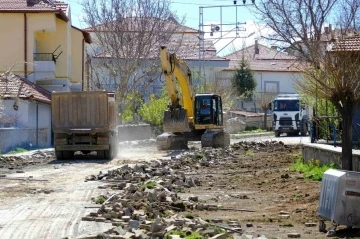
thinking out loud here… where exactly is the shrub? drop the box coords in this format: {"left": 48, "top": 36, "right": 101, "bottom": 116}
{"left": 290, "top": 157, "right": 339, "bottom": 181}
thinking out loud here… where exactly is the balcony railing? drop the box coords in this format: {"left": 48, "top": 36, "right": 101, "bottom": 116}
{"left": 33, "top": 53, "right": 56, "bottom": 63}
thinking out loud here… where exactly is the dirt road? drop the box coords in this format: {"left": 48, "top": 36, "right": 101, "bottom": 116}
{"left": 0, "top": 136, "right": 349, "bottom": 239}
{"left": 0, "top": 144, "right": 171, "bottom": 239}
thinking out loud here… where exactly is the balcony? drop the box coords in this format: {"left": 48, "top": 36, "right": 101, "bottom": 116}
{"left": 32, "top": 53, "right": 56, "bottom": 82}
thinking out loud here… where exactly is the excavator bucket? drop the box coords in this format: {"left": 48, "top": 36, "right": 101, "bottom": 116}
{"left": 163, "top": 108, "right": 191, "bottom": 133}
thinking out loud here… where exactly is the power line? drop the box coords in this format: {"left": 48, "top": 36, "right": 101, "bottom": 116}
{"left": 171, "top": 1, "right": 213, "bottom": 6}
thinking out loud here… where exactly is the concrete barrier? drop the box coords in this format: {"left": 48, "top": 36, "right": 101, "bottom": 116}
{"left": 0, "top": 128, "right": 50, "bottom": 153}
{"left": 302, "top": 143, "right": 360, "bottom": 171}
{"left": 117, "top": 124, "right": 153, "bottom": 142}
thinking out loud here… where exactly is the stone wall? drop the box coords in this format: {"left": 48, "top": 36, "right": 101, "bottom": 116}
{"left": 302, "top": 143, "right": 360, "bottom": 171}
{"left": 117, "top": 124, "right": 153, "bottom": 141}
{"left": 0, "top": 128, "right": 50, "bottom": 153}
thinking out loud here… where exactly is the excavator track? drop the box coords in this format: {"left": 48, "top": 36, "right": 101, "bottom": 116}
{"left": 156, "top": 132, "right": 188, "bottom": 150}
{"left": 201, "top": 130, "right": 230, "bottom": 148}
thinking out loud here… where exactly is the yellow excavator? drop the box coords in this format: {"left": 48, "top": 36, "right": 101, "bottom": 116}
{"left": 156, "top": 46, "right": 230, "bottom": 150}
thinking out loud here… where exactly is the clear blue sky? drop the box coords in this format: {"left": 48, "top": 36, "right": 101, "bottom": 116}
{"left": 63, "top": 0, "right": 264, "bottom": 55}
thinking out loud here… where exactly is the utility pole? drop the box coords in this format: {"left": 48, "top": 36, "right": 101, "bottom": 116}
{"left": 198, "top": 0, "right": 256, "bottom": 92}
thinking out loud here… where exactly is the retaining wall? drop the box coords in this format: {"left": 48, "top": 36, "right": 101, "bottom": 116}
{"left": 0, "top": 128, "right": 50, "bottom": 153}
{"left": 302, "top": 143, "right": 360, "bottom": 171}
{"left": 117, "top": 124, "right": 153, "bottom": 141}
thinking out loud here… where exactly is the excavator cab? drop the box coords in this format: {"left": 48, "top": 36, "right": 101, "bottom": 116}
{"left": 194, "top": 94, "right": 223, "bottom": 126}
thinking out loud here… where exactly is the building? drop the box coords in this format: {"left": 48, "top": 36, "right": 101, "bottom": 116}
{"left": 84, "top": 18, "right": 229, "bottom": 99}
{"left": 0, "top": 72, "right": 51, "bottom": 152}
{"left": 221, "top": 40, "right": 304, "bottom": 111}
{"left": 0, "top": 0, "right": 92, "bottom": 151}
{"left": 0, "top": 0, "right": 92, "bottom": 92}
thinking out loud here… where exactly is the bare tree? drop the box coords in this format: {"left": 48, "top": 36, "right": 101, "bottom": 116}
{"left": 254, "top": 0, "right": 360, "bottom": 170}
{"left": 297, "top": 47, "right": 360, "bottom": 170}
{"left": 82, "top": 0, "right": 184, "bottom": 114}
{"left": 255, "top": 90, "right": 277, "bottom": 130}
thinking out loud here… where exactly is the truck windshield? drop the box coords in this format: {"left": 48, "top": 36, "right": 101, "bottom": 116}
{"left": 273, "top": 100, "right": 299, "bottom": 111}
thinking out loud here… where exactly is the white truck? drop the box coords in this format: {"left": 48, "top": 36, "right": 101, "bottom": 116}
{"left": 271, "top": 94, "right": 311, "bottom": 137}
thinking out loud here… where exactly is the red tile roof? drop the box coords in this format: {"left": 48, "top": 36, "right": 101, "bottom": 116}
{"left": 330, "top": 34, "right": 360, "bottom": 52}
{"left": 0, "top": 73, "right": 51, "bottom": 104}
{"left": 224, "top": 44, "right": 303, "bottom": 72}
{"left": 83, "top": 17, "right": 199, "bottom": 34}
{"left": 91, "top": 20, "right": 227, "bottom": 62}
{"left": 0, "top": 0, "right": 68, "bottom": 21}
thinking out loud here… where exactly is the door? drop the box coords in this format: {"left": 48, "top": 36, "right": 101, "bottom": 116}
{"left": 215, "top": 95, "right": 223, "bottom": 126}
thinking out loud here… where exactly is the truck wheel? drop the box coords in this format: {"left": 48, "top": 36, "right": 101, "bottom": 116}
{"left": 275, "top": 131, "right": 280, "bottom": 137}
{"left": 55, "top": 150, "right": 63, "bottom": 160}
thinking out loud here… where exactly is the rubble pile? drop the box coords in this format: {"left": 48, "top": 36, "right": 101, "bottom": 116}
{"left": 81, "top": 142, "right": 295, "bottom": 239}
{"left": 0, "top": 150, "right": 54, "bottom": 169}
{"left": 82, "top": 147, "right": 247, "bottom": 239}
{"left": 231, "top": 140, "right": 288, "bottom": 153}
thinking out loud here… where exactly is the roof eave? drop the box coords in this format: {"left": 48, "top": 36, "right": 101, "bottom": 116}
{"left": 2, "top": 96, "right": 51, "bottom": 105}
{"left": 224, "top": 68, "right": 303, "bottom": 72}
{"left": 0, "top": 10, "right": 69, "bottom": 22}
{"left": 72, "top": 26, "right": 92, "bottom": 44}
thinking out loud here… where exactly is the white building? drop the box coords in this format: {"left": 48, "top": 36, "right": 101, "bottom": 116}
{"left": 222, "top": 41, "right": 304, "bottom": 112}
{"left": 0, "top": 73, "right": 52, "bottom": 153}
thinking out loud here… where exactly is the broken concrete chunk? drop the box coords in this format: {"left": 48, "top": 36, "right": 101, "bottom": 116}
{"left": 122, "top": 216, "right": 131, "bottom": 222}
{"left": 287, "top": 233, "right": 301, "bottom": 238}
{"left": 209, "top": 233, "right": 229, "bottom": 239}
{"left": 304, "top": 222, "right": 316, "bottom": 227}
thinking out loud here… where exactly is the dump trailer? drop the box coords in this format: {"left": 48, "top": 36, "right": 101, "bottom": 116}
{"left": 52, "top": 91, "right": 118, "bottom": 160}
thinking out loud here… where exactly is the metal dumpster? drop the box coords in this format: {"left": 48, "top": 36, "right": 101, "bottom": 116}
{"left": 318, "top": 169, "right": 360, "bottom": 232}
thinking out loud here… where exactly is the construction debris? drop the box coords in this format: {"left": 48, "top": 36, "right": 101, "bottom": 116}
{"left": 81, "top": 142, "right": 290, "bottom": 239}
{"left": 0, "top": 150, "right": 54, "bottom": 169}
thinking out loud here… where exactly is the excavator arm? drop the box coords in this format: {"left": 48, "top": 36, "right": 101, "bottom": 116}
{"left": 160, "top": 46, "right": 195, "bottom": 131}
{"left": 157, "top": 46, "right": 231, "bottom": 150}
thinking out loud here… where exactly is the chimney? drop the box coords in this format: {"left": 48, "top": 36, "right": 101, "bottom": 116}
{"left": 255, "top": 40, "right": 259, "bottom": 54}
{"left": 329, "top": 24, "right": 335, "bottom": 40}
{"left": 324, "top": 26, "right": 329, "bottom": 34}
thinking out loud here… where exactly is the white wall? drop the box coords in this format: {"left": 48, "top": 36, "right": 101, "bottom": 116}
{"left": 1, "top": 99, "right": 51, "bottom": 147}
{"left": 27, "top": 102, "right": 52, "bottom": 146}
{"left": 221, "top": 70, "right": 304, "bottom": 112}
{"left": 2, "top": 100, "right": 30, "bottom": 127}
{"left": 254, "top": 72, "right": 302, "bottom": 94}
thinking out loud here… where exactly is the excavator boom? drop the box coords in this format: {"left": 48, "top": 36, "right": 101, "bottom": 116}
{"left": 159, "top": 46, "right": 194, "bottom": 132}
{"left": 157, "top": 46, "right": 230, "bottom": 150}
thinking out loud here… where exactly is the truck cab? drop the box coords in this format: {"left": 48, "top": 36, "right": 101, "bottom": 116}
{"left": 272, "top": 94, "right": 310, "bottom": 137}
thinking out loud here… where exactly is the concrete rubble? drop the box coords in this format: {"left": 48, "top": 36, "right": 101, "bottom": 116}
{"left": 0, "top": 149, "right": 54, "bottom": 169}
{"left": 80, "top": 141, "right": 292, "bottom": 239}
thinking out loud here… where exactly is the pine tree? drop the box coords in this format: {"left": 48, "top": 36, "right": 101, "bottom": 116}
{"left": 231, "top": 57, "right": 257, "bottom": 99}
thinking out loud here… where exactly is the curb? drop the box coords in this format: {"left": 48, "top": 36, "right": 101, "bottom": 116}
{"left": 230, "top": 132, "right": 274, "bottom": 139}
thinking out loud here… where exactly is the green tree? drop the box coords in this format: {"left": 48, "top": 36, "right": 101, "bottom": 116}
{"left": 121, "top": 91, "right": 144, "bottom": 123}
{"left": 231, "top": 58, "right": 257, "bottom": 100}
{"left": 138, "top": 88, "right": 169, "bottom": 127}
